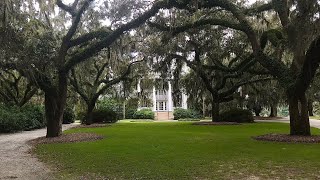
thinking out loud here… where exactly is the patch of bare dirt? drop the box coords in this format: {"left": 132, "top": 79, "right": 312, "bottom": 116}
{"left": 29, "top": 132, "right": 104, "bottom": 145}
{"left": 192, "top": 122, "right": 241, "bottom": 125}
{"left": 253, "top": 134, "right": 320, "bottom": 143}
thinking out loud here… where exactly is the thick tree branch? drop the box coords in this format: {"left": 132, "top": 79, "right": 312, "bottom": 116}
{"left": 244, "top": 2, "right": 273, "bottom": 15}
{"left": 94, "top": 60, "right": 142, "bottom": 100}
{"left": 70, "top": 69, "right": 89, "bottom": 103}
{"left": 219, "top": 77, "right": 273, "bottom": 98}
{"left": 69, "top": 29, "right": 112, "bottom": 48}
{"left": 64, "top": 0, "right": 181, "bottom": 72}
{"left": 294, "top": 36, "right": 320, "bottom": 94}
{"left": 56, "top": 0, "right": 77, "bottom": 16}
{"left": 148, "top": 18, "right": 246, "bottom": 36}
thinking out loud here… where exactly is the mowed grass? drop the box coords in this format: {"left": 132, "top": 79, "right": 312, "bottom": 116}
{"left": 35, "top": 122, "right": 320, "bottom": 179}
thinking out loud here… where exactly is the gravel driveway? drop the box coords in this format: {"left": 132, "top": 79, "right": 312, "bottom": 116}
{"left": 0, "top": 124, "right": 78, "bottom": 180}
{"left": 255, "top": 117, "right": 320, "bottom": 129}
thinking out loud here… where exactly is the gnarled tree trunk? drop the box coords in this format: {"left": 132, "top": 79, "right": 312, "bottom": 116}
{"left": 288, "top": 93, "right": 311, "bottom": 136}
{"left": 85, "top": 102, "right": 95, "bottom": 125}
{"left": 269, "top": 104, "right": 278, "bottom": 117}
{"left": 44, "top": 72, "right": 68, "bottom": 137}
{"left": 308, "top": 99, "right": 314, "bottom": 116}
{"left": 212, "top": 101, "right": 220, "bottom": 122}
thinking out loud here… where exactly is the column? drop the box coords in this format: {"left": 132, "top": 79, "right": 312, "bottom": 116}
{"left": 182, "top": 92, "right": 188, "bottom": 109}
{"left": 152, "top": 86, "right": 157, "bottom": 111}
{"left": 137, "top": 79, "right": 141, "bottom": 92}
{"left": 137, "top": 79, "right": 141, "bottom": 110}
{"left": 167, "top": 81, "right": 173, "bottom": 111}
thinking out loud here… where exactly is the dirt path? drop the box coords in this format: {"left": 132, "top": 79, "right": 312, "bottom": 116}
{"left": 0, "top": 124, "right": 79, "bottom": 180}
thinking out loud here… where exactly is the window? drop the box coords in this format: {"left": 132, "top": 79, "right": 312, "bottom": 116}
{"left": 156, "top": 101, "right": 167, "bottom": 111}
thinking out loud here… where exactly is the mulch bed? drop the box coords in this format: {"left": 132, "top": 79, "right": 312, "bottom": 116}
{"left": 192, "top": 122, "right": 241, "bottom": 126}
{"left": 29, "top": 132, "right": 104, "bottom": 145}
{"left": 71, "top": 123, "right": 111, "bottom": 129}
{"left": 254, "top": 116, "right": 285, "bottom": 120}
{"left": 253, "top": 134, "right": 320, "bottom": 143}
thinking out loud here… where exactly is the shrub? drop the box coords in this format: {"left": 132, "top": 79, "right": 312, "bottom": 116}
{"left": 22, "top": 105, "right": 46, "bottom": 130}
{"left": 219, "top": 108, "right": 254, "bottom": 123}
{"left": 133, "top": 109, "right": 154, "bottom": 119}
{"left": 63, "top": 107, "right": 75, "bottom": 124}
{"left": 91, "top": 109, "right": 118, "bottom": 123}
{"left": 0, "top": 105, "right": 45, "bottom": 133}
{"left": 97, "top": 98, "right": 123, "bottom": 120}
{"left": 125, "top": 108, "right": 137, "bottom": 119}
{"left": 174, "top": 108, "right": 202, "bottom": 120}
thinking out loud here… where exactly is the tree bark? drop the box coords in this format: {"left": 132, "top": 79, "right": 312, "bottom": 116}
{"left": 288, "top": 93, "right": 311, "bottom": 136}
{"left": 308, "top": 99, "right": 314, "bottom": 116}
{"left": 45, "top": 72, "right": 68, "bottom": 137}
{"left": 45, "top": 91, "right": 64, "bottom": 137}
{"left": 253, "top": 104, "right": 262, "bottom": 117}
{"left": 269, "top": 104, "right": 278, "bottom": 117}
{"left": 85, "top": 99, "right": 97, "bottom": 125}
{"left": 123, "top": 100, "right": 126, "bottom": 119}
{"left": 212, "top": 101, "right": 220, "bottom": 122}
{"left": 85, "top": 105, "right": 94, "bottom": 125}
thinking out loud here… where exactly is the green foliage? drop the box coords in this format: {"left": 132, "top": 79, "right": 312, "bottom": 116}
{"left": 260, "top": 29, "right": 284, "bottom": 49}
{"left": 125, "top": 108, "right": 137, "bottom": 119}
{"left": 97, "top": 98, "right": 123, "bottom": 120}
{"left": 133, "top": 109, "right": 154, "bottom": 119}
{"left": 219, "top": 108, "right": 254, "bottom": 123}
{"left": 173, "top": 108, "right": 202, "bottom": 120}
{"left": 63, "top": 107, "right": 75, "bottom": 124}
{"left": 125, "top": 97, "right": 139, "bottom": 119}
{"left": 0, "top": 104, "right": 45, "bottom": 133}
{"left": 91, "top": 109, "right": 118, "bottom": 123}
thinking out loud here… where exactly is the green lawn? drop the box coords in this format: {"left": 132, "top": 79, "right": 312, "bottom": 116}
{"left": 35, "top": 122, "right": 320, "bottom": 179}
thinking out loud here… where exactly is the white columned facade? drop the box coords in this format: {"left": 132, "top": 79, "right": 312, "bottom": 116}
{"left": 182, "top": 92, "right": 188, "bottom": 109}
{"left": 167, "top": 81, "right": 173, "bottom": 111}
{"left": 152, "top": 86, "right": 157, "bottom": 111}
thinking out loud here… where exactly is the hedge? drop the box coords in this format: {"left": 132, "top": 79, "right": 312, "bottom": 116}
{"left": 174, "top": 108, "right": 202, "bottom": 120}
{"left": 133, "top": 109, "right": 154, "bottom": 119}
{"left": 0, "top": 105, "right": 46, "bottom": 133}
{"left": 219, "top": 108, "right": 254, "bottom": 123}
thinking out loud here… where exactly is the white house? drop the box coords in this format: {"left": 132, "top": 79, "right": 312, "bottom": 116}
{"left": 137, "top": 75, "right": 188, "bottom": 120}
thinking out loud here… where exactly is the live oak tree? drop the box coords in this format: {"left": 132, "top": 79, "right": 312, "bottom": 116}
{"left": 1, "top": 0, "right": 185, "bottom": 137}
{"left": 148, "top": 0, "right": 320, "bottom": 135}
{"left": 170, "top": 40, "right": 270, "bottom": 121}
{"left": 70, "top": 45, "right": 142, "bottom": 125}
{"left": 147, "top": 16, "right": 271, "bottom": 121}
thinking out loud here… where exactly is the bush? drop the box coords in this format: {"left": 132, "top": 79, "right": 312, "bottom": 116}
{"left": 63, "top": 107, "right": 75, "bottom": 124}
{"left": 133, "top": 109, "right": 154, "bottom": 119}
{"left": 91, "top": 109, "right": 118, "bottom": 123}
{"left": 97, "top": 98, "right": 123, "bottom": 120}
{"left": 0, "top": 105, "right": 45, "bottom": 133}
{"left": 174, "top": 108, "right": 202, "bottom": 120}
{"left": 22, "top": 105, "right": 46, "bottom": 130}
{"left": 125, "top": 108, "right": 137, "bottom": 119}
{"left": 219, "top": 108, "right": 254, "bottom": 123}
